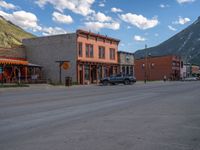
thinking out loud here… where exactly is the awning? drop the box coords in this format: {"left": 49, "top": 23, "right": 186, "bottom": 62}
{"left": 27, "top": 63, "right": 42, "bottom": 68}
{"left": 0, "top": 58, "right": 28, "bottom": 65}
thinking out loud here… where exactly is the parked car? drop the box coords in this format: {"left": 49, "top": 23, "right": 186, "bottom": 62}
{"left": 182, "top": 77, "right": 198, "bottom": 81}
{"left": 100, "top": 74, "right": 136, "bottom": 85}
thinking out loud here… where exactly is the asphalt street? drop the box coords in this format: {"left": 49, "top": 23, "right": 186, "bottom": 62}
{"left": 0, "top": 81, "right": 200, "bottom": 150}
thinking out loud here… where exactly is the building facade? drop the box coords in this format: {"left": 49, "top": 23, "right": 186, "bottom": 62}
{"left": 135, "top": 55, "right": 182, "bottom": 81}
{"left": 23, "top": 30, "right": 120, "bottom": 84}
{"left": 191, "top": 65, "right": 200, "bottom": 76}
{"left": 118, "top": 51, "right": 134, "bottom": 76}
{"left": 77, "top": 30, "right": 119, "bottom": 84}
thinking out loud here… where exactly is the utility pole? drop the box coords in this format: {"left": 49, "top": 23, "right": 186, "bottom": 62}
{"left": 144, "top": 44, "right": 147, "bottom": 83}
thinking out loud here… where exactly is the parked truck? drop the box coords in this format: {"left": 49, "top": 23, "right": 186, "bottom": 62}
{"left": 100, "top": 74, "right": 136, "bottom": 85}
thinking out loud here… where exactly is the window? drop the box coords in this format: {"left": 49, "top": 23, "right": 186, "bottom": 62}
{"left": 86, "top": 44, "right": 93, "bottom": 58}
{"left": 110, "top": 48, "right": 115, "bottom": 60}
{"left": 126, "top": 55, "right": 130, "bottom": 63}
{"left": 78, "top": 42, "right": 82, "bottom": 57}
{"left": 99, "top": 46, "right": 105, "bottom": 59}
{"left": 84, "top": 65, "right": 90, "bottom": 80}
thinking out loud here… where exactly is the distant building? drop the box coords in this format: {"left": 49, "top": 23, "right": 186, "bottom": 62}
{"left": 0, "top": 46, "right": 41, "bottom": 83}
{"left": 23, "top": 30, "right": 120, "bottom": 84}
{"left": 135, "top": 55, "right": 182, "bottom": 81}
{"left": 118, "top": 51, "right": 134, "bottom": 76}
{"left": 180, "top": 64, "right": 187, "bottom": 79}
{"left": 191, "top": 65, "right": 200, "bottom": 76}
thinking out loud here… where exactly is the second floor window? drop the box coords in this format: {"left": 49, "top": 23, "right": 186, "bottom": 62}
{"left": 86, "top": 44, "right": 93, "bottom": 58}
{"left": 110, "top": 48, "right": 115, "bottom": 60}
{"left": 78, "top": 42, "right": 82, "bottom": 57}
{"left": 99, "top": 46, "right": 105, "bottom": 59}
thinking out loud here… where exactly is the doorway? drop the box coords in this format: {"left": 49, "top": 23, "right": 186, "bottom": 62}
{"left": 91, "top": 65, "right": 97, "bottom": 83}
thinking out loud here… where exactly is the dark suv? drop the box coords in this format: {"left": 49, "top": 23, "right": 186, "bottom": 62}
{"left": 100, "top": 74, "right": 136, "bottom": 85}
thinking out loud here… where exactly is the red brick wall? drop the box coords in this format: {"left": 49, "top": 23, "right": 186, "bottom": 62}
{"left": 135, "top": 55, "right": 181, "bottom": 81}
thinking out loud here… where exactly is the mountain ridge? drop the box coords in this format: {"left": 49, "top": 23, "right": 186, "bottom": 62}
{"left": 135, "top": 17, "right": 200, "bottom": 65}
{"left": 0, "top": 15, "right": 35, "bottom": 48}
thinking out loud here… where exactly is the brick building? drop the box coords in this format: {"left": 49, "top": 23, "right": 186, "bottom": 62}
{"left": 135, "top": 55, "right": 182, "bottom": 81}
{"left": 23, "top": 30, "right": 120, "bottom": 84}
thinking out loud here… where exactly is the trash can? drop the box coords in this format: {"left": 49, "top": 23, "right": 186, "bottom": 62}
{"left": 65, "top": 76, "right": 72, "bottom": 86}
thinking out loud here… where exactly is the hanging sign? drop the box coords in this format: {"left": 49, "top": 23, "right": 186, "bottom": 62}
{"left": 62, "top": 62, "right": 70, "bottom": 70}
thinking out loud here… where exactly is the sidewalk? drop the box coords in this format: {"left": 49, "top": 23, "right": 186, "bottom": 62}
{"left": 0, "top": 80, "right": 176, "bottom": 93}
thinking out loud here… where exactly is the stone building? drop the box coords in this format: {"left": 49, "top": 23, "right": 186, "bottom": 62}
{"left": 118, "top": 51, "right": 134, "bottom": 76}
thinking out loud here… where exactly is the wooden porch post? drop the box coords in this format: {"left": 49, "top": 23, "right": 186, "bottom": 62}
{"left": 77, "top": 63, "right": 80, "bottom": 84}
{"left": 96, "top": 65, "right": 98, "bottom": 84}
{"left": 102, "top": 65, "right": 104, "bottom": 78}
{"left": 82, "top": 64, "right": 85, "bottom": 85}
{"left": 1, "top": 64, "right": 3, "bottom": 85}
{"left": 89, "top": 64, "right": 91, "bottom": 84}
{"left": 25, "top": 66, "right": 28, "bottom": 83}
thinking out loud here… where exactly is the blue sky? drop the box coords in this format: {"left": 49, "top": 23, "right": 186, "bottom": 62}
{"left": 0, "top": 0, "right": 199, "bottom": 52}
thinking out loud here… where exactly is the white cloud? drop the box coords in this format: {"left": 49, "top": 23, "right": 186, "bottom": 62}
{"left": 168, "top": 25, "right": 177, "bottom": 31}
{"left": 99, "top": 3, "right": 105, "bottom": 7}
{"left": 84, "top": 21, "right": 120, "bottom": 31}
{"left": 35, "top": 0, "right": 95, "bottom": 16}
{"left": 120, "top": 13, "right": 159, "bottom": 30}
{"left": 41, "top": 27, "right": 67, "bottom": 36}
{"left": 52, "top": 11, "right": 73, "bottom": 24}
{"left": 88, "top": 12, "right": 112, "bottom": 22}
{"left": 0, "top": 10, "right": 41, "bottom": 30}
{"left": 134, "top": 35, "right": 146, "bottom": 42}
{"left": 0, "top": 10, "right": 67, "bottom": 36}
{"left": 160, "top": 4, "right": 170, "bottom": 8}
{"left": 111, "top": 7, "right": 123, "bottom": 13}
{"left": 0, "top": 0, "right": 16, "bottom": 9}
{"left": 177, "top": 0, "right": 195, "bottom": 4}
{"left": 84, "top": 11, "right": 120, "bottom": 31}
{"left": 173, "top": 16, "right": 191, "bottom": 25}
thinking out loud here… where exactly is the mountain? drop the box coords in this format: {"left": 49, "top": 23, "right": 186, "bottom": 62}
{"left": 0, "top": 16, "right": 35, "bottom": 48}
{"left": 135, "top": 17, "right": 200, "bottom": 65}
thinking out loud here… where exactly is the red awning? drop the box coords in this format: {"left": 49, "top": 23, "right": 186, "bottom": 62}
{"left": 0, "top": 58, "right": 28, "bottom": 65}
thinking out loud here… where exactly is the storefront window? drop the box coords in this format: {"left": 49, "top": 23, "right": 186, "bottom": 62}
{"left": 104, "top": 66, "right": 107, "bottom": 77}
{"left": 98, "top": 66, "right": 102, "bottom": 79}
{"left": 84, "top": 65, "right": 90, "bottom": 80}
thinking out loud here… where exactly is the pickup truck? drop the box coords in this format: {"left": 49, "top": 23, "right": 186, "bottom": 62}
{"left": 100, "top": 74, "right": 136, "bottom": 85}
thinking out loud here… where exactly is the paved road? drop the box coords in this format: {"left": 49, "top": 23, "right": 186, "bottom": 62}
{"left": 0, "top": 81, "right": 200, "bottom": 150}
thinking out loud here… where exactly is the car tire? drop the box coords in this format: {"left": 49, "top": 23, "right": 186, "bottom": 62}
{"left": 124, "top": 79, "right": 130, "bottom": 85}
{"left": 103, "top": 80, "right": 109, "bottom": 86}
